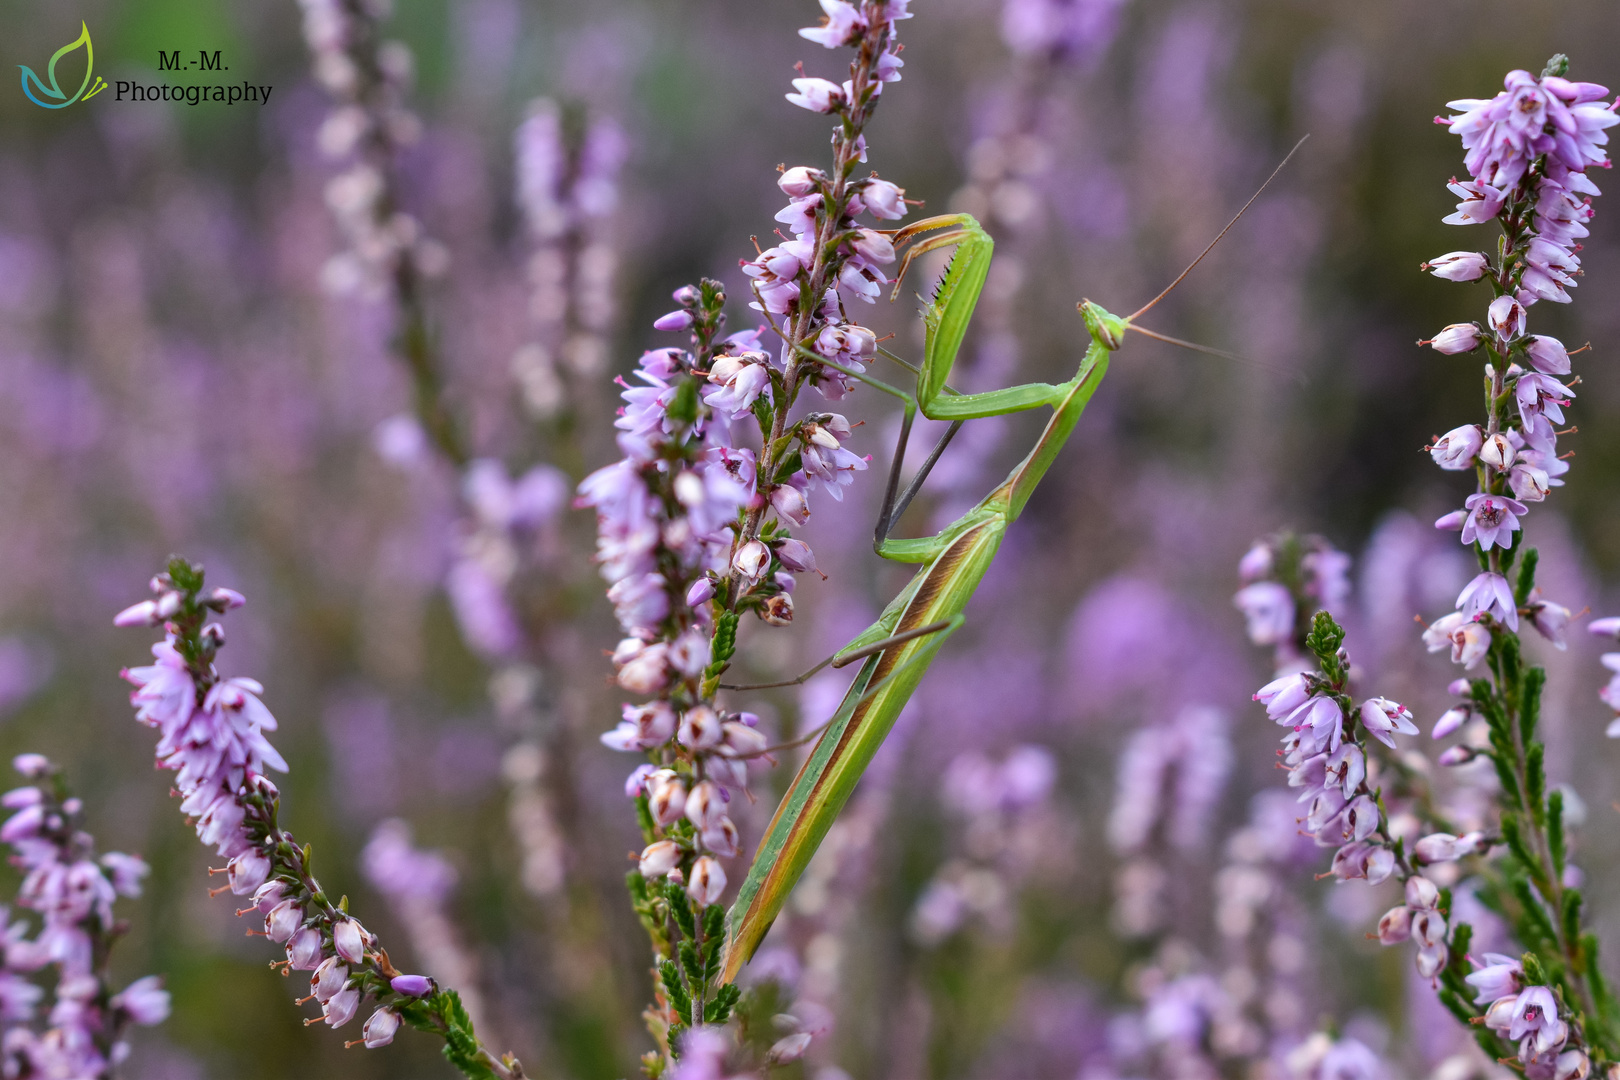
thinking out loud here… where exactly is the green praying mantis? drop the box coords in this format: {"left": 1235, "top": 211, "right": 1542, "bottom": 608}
{"left": 717, "top": 143, "right": 1305, "bottom": 983}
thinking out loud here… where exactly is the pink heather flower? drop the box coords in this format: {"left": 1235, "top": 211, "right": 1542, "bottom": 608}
{"left": 1425, "top": 251, "right": 1489, "bottom": 281}
{"left": 1358, "top": 697, "right": 1418, "bottom": 748}
{"left": 653, "top": 309, "right": 694, "bottom": 332}
{"left": 1511, "top": 461, "right": 1552, "bottom": 503}
{"left": 1286, "top": 695, "right": 1344, "bottom": 754}
{"left": 265, "top": 899, "right": 303, "bottom": 943}
{"left": 799, "top": 0, "right": 866, "bottom": 48}
{"left": 1432, "top": 704, "right": 1472, "bottom": 739}
{"left": 1238, "top": 542, "right": 1273, "bottom": 581}
{"left": 113, "top": 601, "right": 161, "bottom": 628}
{"left": 1516, "top": 372, "right": 1574, "bottom": 424}
{"left": 312, "top": 958, "right": 348, "bottom": 1003}
{"left": 1423, "top": 322, "right": 1483, "bottom": 354}
{"left": 686, "top": 856, "right": 726, "bottom": 906}
{"left": 1589, "top": 617, "right": 1620, "bottom": 639}
{"left": 1377, "top": 906, "right": 1411, "bottom": 944}
{"left": 678, "top": 706, "right": 722, "bottom": 751}
{"left": 733, "top": 540, "right": 770, "bottom": 583}
{"left": 1457, "top": 571, "right": 1519, "bottom": 630}
{"left": 704, "top": 354, "right": 772, "bottom": 418}
{"left": 1430, "top": 425, "right": 1483, "bottom": 469}
{"left": 701, "top": 817, "right": 740, "bottom": 858}
{"left": 778, "top": 166, "right": 826, "bottom": 197}
{"left": 111, "top": 975, "right": 170, "bottom": 1026}
{"left": 862, "top": 178, "right": 907, "bottom": 220}
{"left": 774, "top": 538, "right": 817, "bottom": 574}
{"left": 1233, "top": 582, "right": 1294, "bottom": 646}
{"left": 1526, "top": 590, "right": 1571, "bottom": 648}
{"left": 786, "top": 77, "right": 844, "bottom": 114}
{"left": 648, "top": 773, "right": 687, "bottom": 826}
{"left": 226, "top": 851, "right": 271, "bottom": 896}
{"left": 1443, "top": 178, "right": 1507, "bottom": 225}
{"left": 288, "top": 926, "right": 324, "bottom": 971}
{"left": 1598, "top": 653, "right": 1620, "bottom": 710}
{"left": 322, "top": 986, "right": 361, "bottom": 1029}
{"left": 624, "top": 764, "right": 656, "bottom": 799}
{"left": 362, "top": 1007, "right": 401, "bottom": 1049}
{"left": 1507, "top": 986, "right": 1568, "bottom": 1054}
{"left": 1423, "top": 612, "right": 1492, "bottom": 668}
{"left": 1478, "top": 432, "right": 1516, "bottom": 471}
{"left": 1524, "top": 335, "right": 1572, "bottom": 375}
{"left": 1466, "top": 953, "right": 1523, "bottom": 1004}
{"left": 638, "top": 840, "right": 682, "bottom": 878}
{"left": 1330, "top": 841, "right": 1394, "bottom": 884}
{"left": 1488, "top": 295, "right": 1527, "bottom": 342}
{"left": 332, "top": 918, "right": 367, "bottom": 965}
{"left": 1461, "top": 493, "right": 1527, "bottom": 550}
{"left": 684, "top": 781, "right": 725, "bottom": 831}
{"left": 769, "top": 482, "right": 810, "bottom": 527}
{"left": 1254, "top": 673, "right": 1311, "bottom": 720}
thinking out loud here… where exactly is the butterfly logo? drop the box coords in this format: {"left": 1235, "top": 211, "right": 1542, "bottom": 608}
{"left": 20, "top": 22, "right": 107, "bottom": 109}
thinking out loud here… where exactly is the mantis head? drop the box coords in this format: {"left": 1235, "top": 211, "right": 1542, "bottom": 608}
{"left": 1079, "top": 300, "right": 1127, "bottom": 351}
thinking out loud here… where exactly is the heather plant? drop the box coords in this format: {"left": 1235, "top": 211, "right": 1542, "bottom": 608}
{"left": 1244, "top": 56, "right": 1620, "bottom": 1079}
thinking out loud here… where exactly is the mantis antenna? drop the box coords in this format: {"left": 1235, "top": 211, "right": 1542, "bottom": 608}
{"left": 1126, "top": 323, "right": 1308, "bottom": 385}
{"left": 1128, "top": 134, "right": 1311, "bottom": 322}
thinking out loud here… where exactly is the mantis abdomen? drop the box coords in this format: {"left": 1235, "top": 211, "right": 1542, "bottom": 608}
{"left": 720, "top": 519, "right": 1004, "bottom": 981}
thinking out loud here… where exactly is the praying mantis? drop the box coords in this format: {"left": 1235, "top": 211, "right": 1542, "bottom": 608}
{"left": 718, "top": 145, "right": 1303, "bottom": 982}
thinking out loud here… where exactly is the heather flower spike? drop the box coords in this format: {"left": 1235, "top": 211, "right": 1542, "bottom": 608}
{"left": 1247, "top": 53, "right": 1619, "bottom": 1070}
{"left": 116, "top": 560, "right": 525, "bottom": 1079}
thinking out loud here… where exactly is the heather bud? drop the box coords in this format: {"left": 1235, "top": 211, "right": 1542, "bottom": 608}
{"left": 639, "top": 840, "right": 682, "bottom": 878}
{"left": 1423, "top": 323, "right": 1483, "bottom": 354}
{"left": 390, "top": 975, "right": 434, "bottom": 997}
{"left": 1376, "top": 905, "right": 1412, "bottom": 944}
{"left": 1405, "top": 875, "right": 1440, "bottom": 910}
{"left": 679, "top": 706, "right": 723, "bottom": 751}
{"left": 687, "top": 856, "right": 727, "bottom": 906}
{"left": 648, "top": 771, "right": 688, "bottom": 826}
{"left": 1425, "top": 251, "right": 1489, "bottom": 281}
{"left": 1525, "top": 335, "right": 1572, "bottom": 375}
{"left": 1478, "top": 432, "right": 1516, "bottom": 470}
{"left": 266, "top": 899, "right": 303, "bottom": 943}
{"left": 653, "top": 310, "right": 694, "bottom": 332}
{"left": 329, "top": 918, "right": 365, "bottom": 965}
{"left": 362, "top": 1008, "right": 401, "bottom": 1049}
{"left": 778, "top": 166, "right": 827, "bottom": 197}
{"left": 288, "top": 926, "right": 324, "bottom": 970}
{"left": 734, "top": 540, "right": 770, "bottom": 582}
{"left": 685, "top": 780, "right": 725, "bottom": 830}
{"left": 1488, "top": 295, "right": 1526, "bottom": 341}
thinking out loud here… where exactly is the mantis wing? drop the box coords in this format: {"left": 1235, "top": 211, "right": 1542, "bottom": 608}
{"left": 720, "top": 520, "right": 1000, "bottom": 982}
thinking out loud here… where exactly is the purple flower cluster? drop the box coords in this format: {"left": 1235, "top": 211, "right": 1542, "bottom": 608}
{"left": 511, "top": 99, "right": 629, "bottom": 415}
{"left": 1233, "top": 535, "right": 1351, "bottom": 673}
{"left": 1589, "top": 619, "right": 1620, "bottom": 733}
{"left": 577, "top": 0, "right": 910, "bottom": 914}
{"left": 1465, "top": 956, "right": 1587, "bottom": 1080}
{"left": 115, "top": 565, "right": 514, "bottom": 1071}
{"left": 1422, "top": 67, "right": 1616, "bottom": 572}
{"left": 296, "top": 0, "right": 446, "bottom": 299}
{"left": 1251, "top": 629, "right": 1478, "bottom": 985}
{"left": 0, "top": 756, "right": 167, "bottom": 1078}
